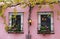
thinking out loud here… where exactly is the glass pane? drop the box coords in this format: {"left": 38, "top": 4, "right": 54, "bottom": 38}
{"left": 11, "top": 15, "right": 21, "bottom": 31}
{"left": 41, "top": 14, "right": 51, "bottom": 31}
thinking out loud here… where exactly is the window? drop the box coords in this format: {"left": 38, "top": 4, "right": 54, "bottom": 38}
{"left": 38, "top": 12, "right": 54, "bottom": 34}
{"left": 8, "top": 12, "right": 24, "bottom": 33}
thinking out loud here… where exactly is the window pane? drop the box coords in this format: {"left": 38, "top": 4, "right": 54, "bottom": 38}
{"left": 11, "top": 15, "right": 21, "bottom": 31}
{"left": 41, "top": 15, "right": 51, "bottom": 31}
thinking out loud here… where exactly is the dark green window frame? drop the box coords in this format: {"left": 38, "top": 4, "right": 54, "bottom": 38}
{"left": 37, "top": 12, "right": 54, "bottom": 34}
{"left": 8, "top": 12, "right": 24, "bottom": 34}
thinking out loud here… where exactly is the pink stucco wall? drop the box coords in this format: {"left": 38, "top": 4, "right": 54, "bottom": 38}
{"left": 0, "top": 4, "right": 60, "bottom": 39}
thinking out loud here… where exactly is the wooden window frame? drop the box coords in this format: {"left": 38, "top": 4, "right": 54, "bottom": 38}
{"left": 37, "top": 11, "right": 54, "bottom": 34}
{"left": 8, "top": 12, "right": 24, "bottom": 34}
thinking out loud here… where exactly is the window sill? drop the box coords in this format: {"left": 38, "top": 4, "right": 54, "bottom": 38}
{"left": 38, "top": 32, "right": 54, "bottom": 34}
{"left": 8, "top": 31, "right": 24, "bottom": 34}
{"left": 37, "top": 30, "right": 54, "bottom": 34}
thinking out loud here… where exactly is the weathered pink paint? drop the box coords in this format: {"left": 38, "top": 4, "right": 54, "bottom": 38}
{"left": 0, "top": 4, "right": 60, "bottom": 39}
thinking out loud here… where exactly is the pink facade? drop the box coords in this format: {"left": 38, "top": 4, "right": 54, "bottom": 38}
{"left": 0, "top": 4, "right": 60, "bottom": 39}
